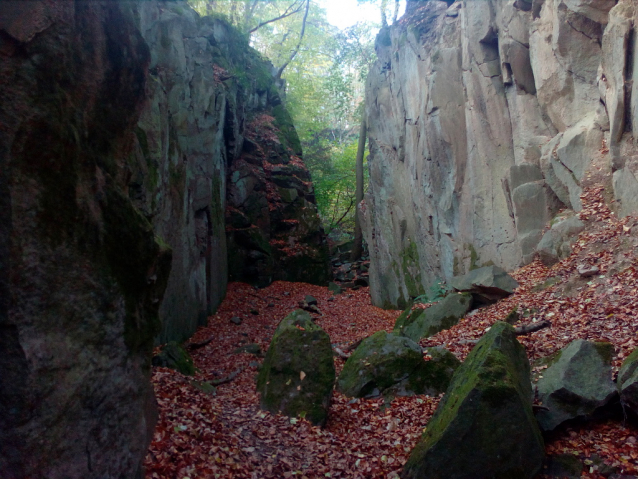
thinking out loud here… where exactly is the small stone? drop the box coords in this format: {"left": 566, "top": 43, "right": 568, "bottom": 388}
{"left": 250, "top": 309, "right": 259, "bottom": 315}
{"left": 577, "top": 264, "right": 600, "bottom": 278}
{"left": 305, "top": 295, "right": 318, "bottom": 306}
{"left": 230, "top": 316, "right": 242, "bottom": 325}
{"left": 283, "top": 292, "right": 290, "bottom": 296}
{"left": 268, "top": 303, "right": 275, "bottom": 308}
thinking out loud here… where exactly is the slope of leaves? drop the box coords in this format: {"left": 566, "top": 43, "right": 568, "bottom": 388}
{"left": 146, "top": 184, "right": 638, "bottom": 479}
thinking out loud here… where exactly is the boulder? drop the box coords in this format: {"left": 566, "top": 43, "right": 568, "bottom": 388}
{"left": 256, "top": 310, "right": 335, "bottom": 426}
{"left": 402, "top": 322, "right": 544, "bottom": 479}
{"left": 396, "top": 293, "right": 472, "bottom": 342}
{"left": 536, "top": 214, "right": 586, "bottom": 266}
{"left": 535, "top": 340, "right": 617, "bottom": 431}
{"left": 152, "top": 342, "right": 196, "bottom": 376}
{"left": 337, "top": 332, "right": 460, "bottom": 398}
{"left": 450, "top": 266, "right": 519, "bottom": 304}
{"left": 618, "top": 347, "right": 638, "bottom": 416}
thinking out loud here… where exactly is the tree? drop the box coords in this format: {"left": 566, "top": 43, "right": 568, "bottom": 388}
{"left": 350, "top": 112, "right": 366, "bottom": 261}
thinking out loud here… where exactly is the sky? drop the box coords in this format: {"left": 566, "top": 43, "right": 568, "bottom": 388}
{"left": 320, "top": 0, "right": 406, "bottom": 30}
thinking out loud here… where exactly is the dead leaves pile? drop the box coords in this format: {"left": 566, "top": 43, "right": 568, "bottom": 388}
{"left": 146, "top": 184, "right": 638, "bottom": 478}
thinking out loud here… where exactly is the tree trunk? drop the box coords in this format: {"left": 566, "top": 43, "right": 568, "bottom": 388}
{"left": 350, "top": 112, "right": 367, "bottom": 262}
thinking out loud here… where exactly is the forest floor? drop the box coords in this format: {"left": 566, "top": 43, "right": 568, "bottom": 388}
{"left": 144, "top": 184, "right": 638, "bottom": 479}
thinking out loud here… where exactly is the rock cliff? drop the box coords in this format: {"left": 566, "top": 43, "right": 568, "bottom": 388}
{"left": 131, "top": 3, "right": 328, "bottom": 342}
{"left": 363, "top": 0, "right": 638, "bottom": 308}
{"left": 1, "top": 0, "right": 325, "bottom": 476}
{"left": 1, "top": 2, "right": 168, "bottom": 477}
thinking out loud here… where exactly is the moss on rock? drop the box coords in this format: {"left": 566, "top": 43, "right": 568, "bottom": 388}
{"left": 256, "top": 310, "right": 335, "bottom": 426}
{"left": 402, "top": 322, "right": 544, "bottom": 479}
{"left": 398, "top": 293, "right": 472, "bottom": 342}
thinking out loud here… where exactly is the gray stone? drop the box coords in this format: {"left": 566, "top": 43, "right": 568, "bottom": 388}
{"left": 1, "top": 2, "right": 168, "bottom": 476}
{"left": 535, "top": 340, "right": 617, "bottom": 431}
{"left": 328, "top": 282, "right": 343, "bottom": 294}
{"left": 402, "top": 322, "right": 545, "bottom": 479}
{"left": 396, "top": 293, "right": 472, "bottom": 342}
{"left": 541, "top": 454, "right": 584, "bottom": 479}
{"left": 618, "top": 347, "right": 638, "bottom": 417}
{"left": 256, "top": 310, "right": 335, "bottom": 426}
{"left": 536, "top": 215, "right": 585, "bottom": 265}
{"left": 337, "top": 332, "right": 460, "bottom": 398}
{"left": 305, "top": 295, "right": 318, "bottom": 306}
{"left": 230, "top": 316, "right": 242, "bottom": 325}
{"left": 450, "top": 266, "right": 519, "bottom": 304}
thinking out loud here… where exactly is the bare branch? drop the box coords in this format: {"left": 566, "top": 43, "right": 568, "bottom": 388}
{"left": 247, "top": 0, "right": 304, "bottom": 34}
{"left": 514, "top": 320, "right": 551, "bottom": 336}
{"left": 275, "top": 0, "right": 310, "bottom": 78}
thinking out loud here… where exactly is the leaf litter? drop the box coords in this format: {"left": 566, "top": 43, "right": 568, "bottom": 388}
{"left": 146, "top": 182, "right": 638, "bottom": 478}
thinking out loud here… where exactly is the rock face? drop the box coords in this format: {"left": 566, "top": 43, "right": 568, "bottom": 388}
{"left": 1, "top": 2, "right": 170, "bottom": 477}
{"left": 337, "top": 331, "right": 459, "bottom": 398}
{"left": 395, "top": 293, "right": 472, "bottom": 342}
{"left": 131, "top": 3, "right": 328, "bottom": 342}
{"left": 617, "top": 347, "right": 638, "bottom": 417}
{"left": 256, "top": 310, "right": 335, "bottom": 426}
{"left": 1, "top": 0, "right": 326, "bottom": 475}
{"left": 535, "top": 340, "right": 617, "bottom": 431}
{"left": 402, "top": 322, "right": 544, "bottom": 479}
{"left": 363, "top": 0, "right": 638, "bottom": 308}
{"left": 450, "top": 266, "right": 519, "bottom": 304}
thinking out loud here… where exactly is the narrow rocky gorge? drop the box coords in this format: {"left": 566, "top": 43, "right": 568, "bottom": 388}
{"left": 363, "top": 0, "right": 638, "bottom": 308}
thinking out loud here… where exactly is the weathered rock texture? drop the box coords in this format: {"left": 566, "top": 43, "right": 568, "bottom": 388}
{"left": 363, "top": 0, "right": 638, "bottom": 308}
{"left": 535, "top": 340, "right": 617, "bottom": 431}
{"left": 402, "top": 322, "right": 544, "bottom": 479}
{"left": 1, "top": 0, "right": 325, "bottom": 476}
{"left": 256, "top": 310, "right": 335, "bottom": 426}
{"left": 131, "top": 3, "right": 328, "bottom": 342}
{"left": 1, "top": 2, "right": 170, "bottom": 477}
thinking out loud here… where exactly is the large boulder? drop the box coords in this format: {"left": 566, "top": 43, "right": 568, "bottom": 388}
{"left": 535, "top": 340, "right": 617, "bottom": 431}
{"left": 395, "top": 293, "right": 472, "bottom": 342}
{"left": 618, "top": 347, "right": 638, "bottom": 416}
{"left": 450, "top": 266, "right": 519, "bottom": 304}
{"left": 256, "top": 310, "right": 335, "bottom": 426}
{"left": 402, "top": 322, "right": 544, "bottom": 479}
{"left": 337, "top": 331, "right": 460, "bottom": 398}
{"left": 536, "top": 214, "right": 586, "bottom": 266}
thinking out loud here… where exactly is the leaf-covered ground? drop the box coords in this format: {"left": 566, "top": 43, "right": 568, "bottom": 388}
{"left": 145, "top": 183, "right": 638, "bottom": 479}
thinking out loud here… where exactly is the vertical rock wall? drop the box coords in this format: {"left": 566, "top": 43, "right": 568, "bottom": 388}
{"left": 363, "top": 0, "right": 638, "bottom": 308}
{"left": 0, "top": 2, "right": 169, "bottom": 477}
{"left": 129, "top": 2, "right": 328, "bottom": 343}
{"left": 1, "top": 0, "right": 326, "bottom": 475}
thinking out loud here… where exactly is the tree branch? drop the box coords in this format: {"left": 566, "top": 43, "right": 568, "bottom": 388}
{"left": 514, "top": 320, "right": 551, "bottom": 336}
{"left": 275, "top": 0, "right": 310, "bottom": 78}
{"left": 247, "top": 0, "right": 304, "bottom": 34}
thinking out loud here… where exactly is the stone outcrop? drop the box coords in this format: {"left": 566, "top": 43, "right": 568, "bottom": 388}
{"left": 1, "top": 0, "right": 325, "bottom": 475}
{"left": 402, "top": 322, "right": 544, "bottom": 479}
{"left": 618, "top": 347, "right": 638, "bottom": 417}
{"left": 535, "top": 340, "right": 617, "bottom": 431}
{"left": 256, "top": 310, "right": 335, "bottom": 426}
{"left": 1, "top": 2, "right": 170, "bottom": 477}
{"left": 362, "top": 0, "right": 638, "bottom": 308}
{"left": 131, "top": 3, "right": 328, "bottom": 342}
{"left": 337, "top": 331, "right": 460, "bottom": 398}
{"left": 394, "top": 293, "right": 472, "bottom": 341}
{"left": 450, "top": 265, "right": 519, "bottom": 304}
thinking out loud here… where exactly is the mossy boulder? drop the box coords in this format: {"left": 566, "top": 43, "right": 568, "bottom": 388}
{"left": 535, "top": 340, "right": 617, "bottom": 431}
{"left": 450, "top": 266, "right": 519, "bottom": 304}
{"left": 402, "top": 322, "right": 544, "bottom": 479}
{"left": 256, "top": 310, "right": 335, "bottom": 426}
{"left": 337, "top": 332, "right": 460, "bottom": 398}
{"left": 617, "top": 347, "right": 638, "bottom": 417}
{"left": 152, "top": 341, "right": 196, "bottom": 375}
{"left": 396, "top": 293, "right": 472, "bottom": 342}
